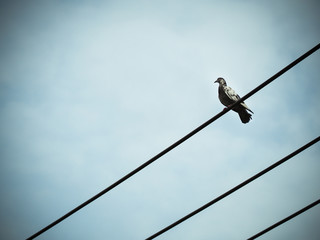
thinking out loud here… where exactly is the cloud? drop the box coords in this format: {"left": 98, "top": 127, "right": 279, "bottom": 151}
{"left": 0, "top": 0, "right": 319, "bottom": 239}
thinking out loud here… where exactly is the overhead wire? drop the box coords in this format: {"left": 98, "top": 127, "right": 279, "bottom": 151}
{"left": 145, "top": 136, "right": 320, "bottom": 239}
{"left": 26, "top": 42, "right": 320, "bottom": 240}
{"left": 247, "top": 198, "right": 320, "bottom": 239}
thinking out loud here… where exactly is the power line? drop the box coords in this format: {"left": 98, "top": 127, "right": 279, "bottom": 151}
{"left": 247, "top": 198, "right": 320, "bottom": 239}
{"left": 26, "top": 42, "right": 320, "bottom": 240}
{"left": 145, "top": 136, "right": 320, "bottom": 239}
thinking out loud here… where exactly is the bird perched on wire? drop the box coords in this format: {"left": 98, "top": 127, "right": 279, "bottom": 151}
{"left": 214, "top": 77, "right": 253, "bottom": 123}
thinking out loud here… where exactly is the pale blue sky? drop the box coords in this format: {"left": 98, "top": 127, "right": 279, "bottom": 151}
{"left": 1, "top": 0, "right": 319, "bottom": 239}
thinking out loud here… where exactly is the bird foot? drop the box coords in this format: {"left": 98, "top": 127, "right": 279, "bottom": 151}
{"left": 224, "top": 105, "right": 232, "bottom": 110}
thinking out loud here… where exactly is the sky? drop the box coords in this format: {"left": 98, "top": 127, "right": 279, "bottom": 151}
{"left": 0, "top": 0, "right": 319, "bottom": 239}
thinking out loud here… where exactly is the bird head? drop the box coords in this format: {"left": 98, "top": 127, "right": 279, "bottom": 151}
{"left": 214, "top": 77, "right": 226, "bottom": 85}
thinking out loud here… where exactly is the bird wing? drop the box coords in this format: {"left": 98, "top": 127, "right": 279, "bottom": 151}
{"left": 224, "top": 86, "right": 240, "bottom": 102}
{"left": 240, "top": 102, "right": 254, "bottom": 113}
{"left": 224, "top": 86, "right": 254, "bottom": 113}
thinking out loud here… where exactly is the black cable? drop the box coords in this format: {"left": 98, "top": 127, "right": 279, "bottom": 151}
{"left": 247, "top": 199, "right": 320, "bottom": 239}
{"left": 145, "top": 136, "right": 320, "bottom": 239}
{"left": 26, "top": 43, "right": 320, "bottom": 240}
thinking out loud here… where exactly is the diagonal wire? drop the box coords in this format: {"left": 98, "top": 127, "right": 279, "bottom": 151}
{"left": 247, "top": 198, "right": 320, "bottom": 239}
{"left": 26, "top": 43, "right": 320, "bottom": 240}
{"left": 145, "top": 136, "right": 320, "bottom": 239}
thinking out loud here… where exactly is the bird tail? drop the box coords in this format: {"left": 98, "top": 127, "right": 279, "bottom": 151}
{"left": 238, "top": 109, "right": 252, "bottom": 124}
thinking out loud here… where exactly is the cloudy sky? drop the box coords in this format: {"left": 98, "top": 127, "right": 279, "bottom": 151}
{"left": 1, "top": 0, "right": 319, "bottom": 239}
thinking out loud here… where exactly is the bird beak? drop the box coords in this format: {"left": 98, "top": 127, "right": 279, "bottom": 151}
{"left": 214, "top": 79, "right": 219, "bottom": 83}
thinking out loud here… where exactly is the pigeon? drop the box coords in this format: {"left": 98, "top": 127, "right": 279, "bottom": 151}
{"left": 214, "top": 77, "right": 253, "bottom": 123}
